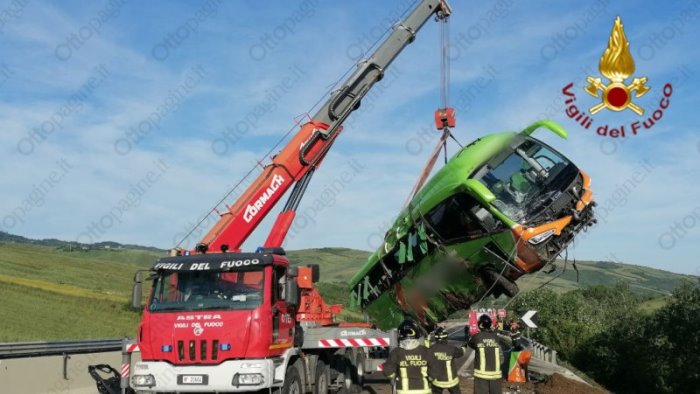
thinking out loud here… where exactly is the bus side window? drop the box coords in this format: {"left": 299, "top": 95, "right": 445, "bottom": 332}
{"left": 426, "top": 193, "right": 494, "bottom": 243}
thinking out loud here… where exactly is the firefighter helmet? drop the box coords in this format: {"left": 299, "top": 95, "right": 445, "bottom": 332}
{"left": 478, "top": 314, "right": 492, "bottom": 330}
{"left": 434, "top": 327, "right": 448, "bottom": 341}
{"left": 398, "top": 319, "right": 420, "bottom": 339}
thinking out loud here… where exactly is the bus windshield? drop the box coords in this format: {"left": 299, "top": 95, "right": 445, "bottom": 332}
{"left": 148, "top": 270, "right": 264, "bottom": 312}
{"left": 474, "top": 138, "right": 578, "bottom": 223}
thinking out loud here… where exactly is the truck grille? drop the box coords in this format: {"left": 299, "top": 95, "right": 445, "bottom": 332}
{"left": 176, "top": 340, "right": 219, "bottom": 362}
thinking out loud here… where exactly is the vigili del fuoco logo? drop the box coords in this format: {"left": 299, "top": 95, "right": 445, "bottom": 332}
{"left": 561, "top": 16, "right": 673, "bottom": 138}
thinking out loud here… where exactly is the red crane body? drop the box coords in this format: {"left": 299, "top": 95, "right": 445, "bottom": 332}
{"left": 131, "top": 3, "right": 453, "bottom": 392}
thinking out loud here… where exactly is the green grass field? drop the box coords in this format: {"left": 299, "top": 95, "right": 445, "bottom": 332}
{"left": 516, "top": 259, "right": 695, "bottom": 297}
{"left": 0, "top": 237, "right": 694, "bottom": 341}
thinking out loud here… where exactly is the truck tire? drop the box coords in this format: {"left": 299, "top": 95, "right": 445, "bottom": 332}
{"left": 354, "top": 351, "right": 365, "bottom": 389}
{"left": 315, "top": 359, "right": 330, "bottom": 394}
{"left": 282, "top": 364, "right": 303, "bottom": 394}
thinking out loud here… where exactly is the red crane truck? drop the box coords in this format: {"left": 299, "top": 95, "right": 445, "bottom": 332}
{"left": 127, "top": 1, "right": 452, "bottom": 392}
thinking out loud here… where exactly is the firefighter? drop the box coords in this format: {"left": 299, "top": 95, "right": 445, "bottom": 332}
{"left": 383, "top": 319, "right": 432, "bottom": 394}
{"left": 427, "top": 327, "right": 464, "bottom": 394}
{"left": 468, "top": 315, "right": 505, "bottom": 394}
{"left": 509, "top": 321, "right": 522, "bottom": 350}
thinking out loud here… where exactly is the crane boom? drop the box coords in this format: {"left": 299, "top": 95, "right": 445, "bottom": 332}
{"left": 199, "top": 0, "right": 451, "bottom": 253}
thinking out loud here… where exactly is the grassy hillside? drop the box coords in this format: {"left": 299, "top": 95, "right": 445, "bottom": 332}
{"left": 0, "top": 242, "right": 160, "bottom": 341}
{"left": 517, "top": 259, "right": 695, "bottom": 297}
{"left": 287, "top": 247, "right": 369, "bottom": 281}
{"left": 0, "top": 236, "right": 694, "bottom": 341}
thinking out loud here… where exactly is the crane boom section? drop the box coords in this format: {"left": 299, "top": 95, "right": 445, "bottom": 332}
{"left": 201, "top": 0, "right": 451, "bottom": 252}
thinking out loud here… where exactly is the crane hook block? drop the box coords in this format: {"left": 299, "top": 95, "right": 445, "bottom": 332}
{"left": 434, "top": 107, "right": 455, "bottom": 130}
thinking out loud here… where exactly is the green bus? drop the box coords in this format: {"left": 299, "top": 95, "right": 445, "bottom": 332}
{"left": 349, "top": 120, "right": 596, "bottom": 330}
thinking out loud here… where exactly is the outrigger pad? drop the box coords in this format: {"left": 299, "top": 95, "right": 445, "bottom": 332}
{"left": 88, "top": 364, "right": 135, "bottom": 394}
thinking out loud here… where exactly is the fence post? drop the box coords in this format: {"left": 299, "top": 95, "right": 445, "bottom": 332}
{"left": 551, "top": 350, "right": 557, "bottom": 365}
{"left": 120, "top": 338, "right": 132, "bottom": 394}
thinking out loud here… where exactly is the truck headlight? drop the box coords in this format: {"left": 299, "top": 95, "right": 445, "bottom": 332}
{"left": 528, "top": 229, "right": 555, "bottom": 245}
{"left": 132, "top": 374, "right": 156, "bottom": 387}
{"left": 233, "top": 373, "right": 264, "bottom": 386}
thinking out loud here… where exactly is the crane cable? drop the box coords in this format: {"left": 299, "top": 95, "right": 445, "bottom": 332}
{"left": 439, "top": 6, "right": 450, "bottom": 112}
{"left": 402, "top": 9, "right": 461, "bottom": 208}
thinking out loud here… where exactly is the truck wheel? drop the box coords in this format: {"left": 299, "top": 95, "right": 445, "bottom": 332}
{"left": 354, "top": 351, "right": 365, "bottom": 389}
{"left": 282, "top": 364, "right": 303, "bottom": 394}
{"left": 315, "top": 359, "right": 330, "bottom": 394}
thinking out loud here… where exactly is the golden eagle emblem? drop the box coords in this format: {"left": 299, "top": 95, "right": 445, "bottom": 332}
{"left": 585, "top": 17, "right": 650, "bottom": 115}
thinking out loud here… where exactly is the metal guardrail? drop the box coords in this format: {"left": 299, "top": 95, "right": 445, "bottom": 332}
{"left": 527, "top": 338, "right": 557, "bottom": 365}
{"left": 0, "top": 338, "right": 125, "bottom": 359}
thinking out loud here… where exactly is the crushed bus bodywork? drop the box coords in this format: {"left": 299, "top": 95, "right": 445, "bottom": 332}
{"left": 349, "top": 120, "right": 595, "bottom": 330}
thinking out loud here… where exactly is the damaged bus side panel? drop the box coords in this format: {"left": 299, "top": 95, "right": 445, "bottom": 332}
{"left": 349, "top": 120, "right": 596, "bottom": 330}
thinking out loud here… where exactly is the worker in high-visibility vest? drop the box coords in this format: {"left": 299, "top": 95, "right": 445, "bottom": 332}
{"left": 427, "top": 327, "right": 464, "bottom": 394}
{"left": 468, "top": 315, "right": 505, "bottom": 394}
{"left": 509, "top": 321, "right": 522, "bottom": 350}
{"left": 383, "top": 319, "right": 432, "bottom": 394}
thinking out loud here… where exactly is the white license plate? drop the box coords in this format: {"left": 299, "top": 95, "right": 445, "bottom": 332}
{"left": 182, "top": 375, "right": 205, "bottom": 384}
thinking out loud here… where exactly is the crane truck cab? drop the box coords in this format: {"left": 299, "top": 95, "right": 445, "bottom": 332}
{"left": 129, "top": 251, "right": 396, "bottom": 394}
{"left": 349, "top": 120, "right": 596, "bottom": 330}
{"left": 130, "top": 251, "right": 305, "bottom": 392}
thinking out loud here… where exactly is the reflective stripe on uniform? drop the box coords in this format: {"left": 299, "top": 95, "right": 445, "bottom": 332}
{"left": 396, "top": 390, "right": 432, "bottom": 394}
{"left": 400, "top": 367, "right": 408, "bottom": 392}
{"left": 431, "top": 377, "right": 460, "bottom": 388}
{"left": 474, "top": 370, "right": 501, "bottom": 379}
{"left": 421, "top": 366, "right": 429, "bottom": 391}
{"left": 475, "top": 347, "right": 501, "bottom": 380}
{"left": 432, "top": 359, "right": 459, "bottom": 388}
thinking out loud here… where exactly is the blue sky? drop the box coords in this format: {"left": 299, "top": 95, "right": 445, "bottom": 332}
{"left": 1, "top": 0, "right": 699, "bottom": 275}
